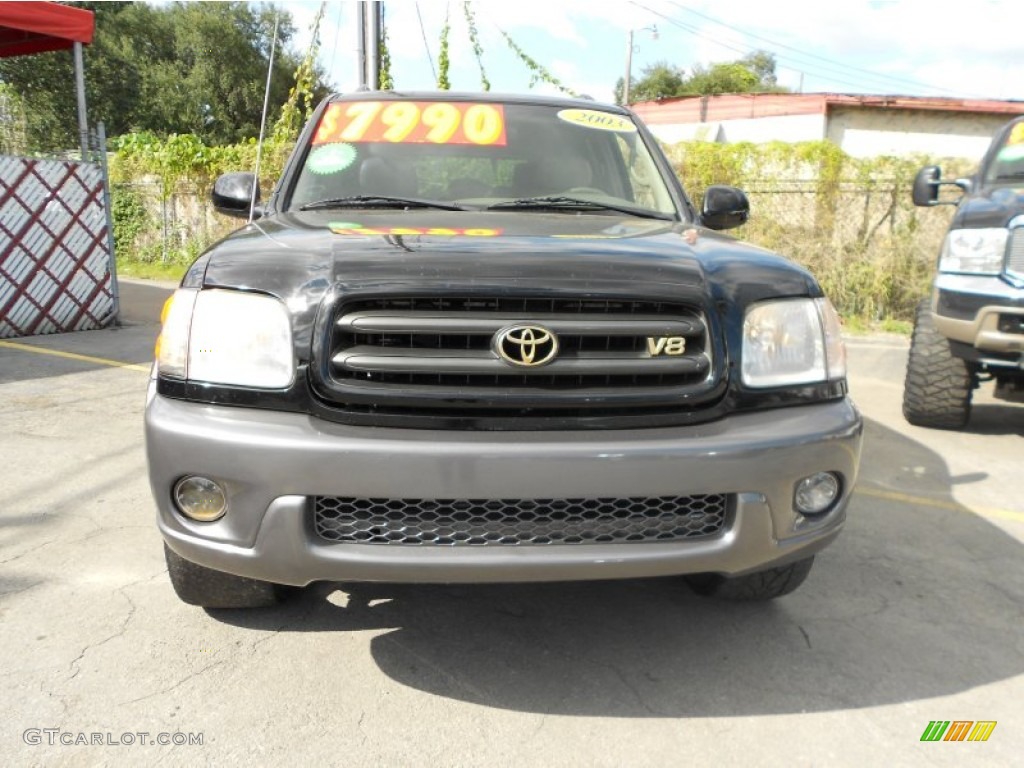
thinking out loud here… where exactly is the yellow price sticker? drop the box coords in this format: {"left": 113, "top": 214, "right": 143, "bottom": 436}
{"left": 314, "top": 101, "right": 507, "bottom": 146}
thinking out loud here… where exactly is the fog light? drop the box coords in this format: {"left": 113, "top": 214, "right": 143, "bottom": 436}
{"left": 794, "top": 472, "right": 840, "bottom": 515}
{"left": 173, "top": 476, "right": 227, "bottom": 522}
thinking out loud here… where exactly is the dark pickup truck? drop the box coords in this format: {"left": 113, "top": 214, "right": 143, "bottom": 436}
{"left": 905, "top": 115, "right": 1024, "bottom": 428}
{"left": 146, "top": 92, "right": 862, "bottom": 607}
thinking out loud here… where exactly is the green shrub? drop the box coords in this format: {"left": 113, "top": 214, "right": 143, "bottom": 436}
{"left": 110, "top": 186, "right": 150, "bottom": 258}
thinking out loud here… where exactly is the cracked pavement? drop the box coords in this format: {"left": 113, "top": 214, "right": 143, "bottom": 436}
{"left": 1, "top": 281, "right": 1022, "bottom": 767}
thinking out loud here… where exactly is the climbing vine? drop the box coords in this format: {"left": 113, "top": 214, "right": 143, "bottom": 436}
{"left": 462, "top": 2, "right": 490, "bottom": 91}
{"left": 379, "top": 11, "right": 394, "bottom": 90}
{"left": 499, "top": 29, "right": 578, "bottom": 97}
{"left": 272, "top": 2, "right": 324, "bottom": 144}
{"left": 437, "top": 7, "right": 451, "bottom": 90}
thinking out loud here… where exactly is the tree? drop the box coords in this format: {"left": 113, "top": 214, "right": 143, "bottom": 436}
{"left": 618, "top": 50, "right": 789, "bottom": 103}
{"left": 738, "top": 51, "right": 780, "bottom": 89}
{"left": 616, "top": 62, "right": 686, "bottom": 105}
{"left": 683, "top": 62, "right": 760, "bottom": 95}
{"left": 0, "top": 1, "right": 329, "bottom": 150}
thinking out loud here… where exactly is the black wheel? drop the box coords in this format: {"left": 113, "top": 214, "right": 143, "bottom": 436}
{"left": 687, "top": 556, "right": 815, "bottom": 601}
{"left": 903, "top": 299, "right": 973, "bottom": 429}
{"left": 164, "top": 544, "right": 288, "bottom": 608}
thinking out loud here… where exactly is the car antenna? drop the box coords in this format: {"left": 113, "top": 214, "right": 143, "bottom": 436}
{"left": 251, "top": 10, "right": 280, "bottom": 222}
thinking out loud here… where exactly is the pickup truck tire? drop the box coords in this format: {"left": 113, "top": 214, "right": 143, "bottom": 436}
{"left": 164, "top": 544, "right": 287, "bottom": 608}
{"left": 686, "top": 556, "right": 815, "bottom": 600}
{"left": 903, "top": 299, "right": 973, "bottom": 429}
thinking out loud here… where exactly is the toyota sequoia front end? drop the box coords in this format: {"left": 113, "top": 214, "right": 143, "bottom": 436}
{"left": 146, "top": 93, "right": 863, "bottom": 607}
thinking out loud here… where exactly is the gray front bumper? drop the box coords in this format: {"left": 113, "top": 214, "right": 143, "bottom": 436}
{"left": 145, "top": 389, "right": 862, "bottom": 586}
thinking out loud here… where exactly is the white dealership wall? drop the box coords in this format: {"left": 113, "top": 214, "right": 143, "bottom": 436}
{"left": 646, "top": 114, "right": 825, "bottom": 146}
{"left": 825, "top": 108, "right": 1011, "bottom": 159}
{"left": 632, "top": 94, "right": 1024, "bottom": 159}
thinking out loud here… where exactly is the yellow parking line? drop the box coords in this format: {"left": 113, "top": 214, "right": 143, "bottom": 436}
{"left": 0, "top": 339, "right": 151, "bottom": 373}
{"left": 856, "top": 485, "right": 1024, "bottom": 523}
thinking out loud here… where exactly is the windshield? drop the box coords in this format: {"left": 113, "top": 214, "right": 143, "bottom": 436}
{"left": 985, "top": 120, "right": 1024, "bottom": 182}
{"left": 287, "top": 99, "right": 679, "bottom": 217}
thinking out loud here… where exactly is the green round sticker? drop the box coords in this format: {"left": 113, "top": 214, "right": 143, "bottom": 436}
{"left": 997, "top": 144, "right": 1024, "bottom": 162}
{"left": 308, "top": 143, "right": 357, "bottom": 175}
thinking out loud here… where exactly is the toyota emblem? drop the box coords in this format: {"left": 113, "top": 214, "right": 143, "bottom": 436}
{"left": 494, "top": 325, "right": 559, "bottom": 367}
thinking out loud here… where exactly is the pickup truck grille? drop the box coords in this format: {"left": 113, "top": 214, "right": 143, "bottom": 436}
{"left": 313, "top": 294, "right": 722, "bottom": 428}
{"left": 1008, "top": 226, "right": 1024, "bottom": 280}
{"left": 313, "top": 494, "right": 730, "bottom": 546}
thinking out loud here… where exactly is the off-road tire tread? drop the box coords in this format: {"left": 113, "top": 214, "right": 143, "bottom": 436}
{"left": 903, "top": 299, "right": 973, "bottom": 429}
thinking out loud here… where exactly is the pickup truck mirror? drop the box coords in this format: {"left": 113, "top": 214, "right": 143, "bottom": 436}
{"left": 701, "top": 185, "right": 750, "bottom": 231}
{"left": 911, "top": 166, "right": 969, "bottom": 207}
{"left": 912, "top": 166, "right": 942, "bottom": 206}
{"left": 212, "top": 172, "right": 261, "bottom": 219}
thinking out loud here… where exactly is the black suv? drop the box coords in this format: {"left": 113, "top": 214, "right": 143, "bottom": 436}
{"left": 904, "top": 116, "right": 1024, "bottom": 428}
{"left": 147, "top": 92, "right": 862, "bottom": 607}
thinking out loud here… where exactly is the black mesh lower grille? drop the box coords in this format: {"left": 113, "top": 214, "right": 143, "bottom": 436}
{"left": 312, "top": 494, "right": 730, "bottom": 546}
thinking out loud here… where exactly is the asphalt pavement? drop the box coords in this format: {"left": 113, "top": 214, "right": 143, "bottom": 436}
{"left": 0, "top": 278, "right": 1021, "bottom": 767}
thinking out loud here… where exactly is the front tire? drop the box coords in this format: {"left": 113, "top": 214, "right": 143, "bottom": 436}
{"left": 164, "top": 544, "right": 288, "bottom": 608}
{"left": 686, "top": 556, "right": 815, "bottom": 601}
{"left": 903, "top": 299, "right": 973, "bottom": 429}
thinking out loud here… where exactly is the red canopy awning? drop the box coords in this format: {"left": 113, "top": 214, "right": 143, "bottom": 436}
{"left": 0, "top": 1, "right": 94, "bottom": 58}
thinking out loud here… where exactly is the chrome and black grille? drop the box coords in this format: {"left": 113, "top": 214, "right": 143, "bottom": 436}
{"left": 312, "top": 494, "right": 730, "bottom": 546}
{"left": 312, "top": 294, "right": 722, "bottom": 428}
{"left": 1008, "top": 226, "right": 1024, "bottom": 280}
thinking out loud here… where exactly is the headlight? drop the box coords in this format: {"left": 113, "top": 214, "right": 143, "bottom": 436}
{"left": 156, "top": 288, "right": 294, "bottom": 388}
{"left": 939, "top": 228, "right": 1007, "bottom": 274}
{"left": 742, "top": 298, "right": 845, "bottom": 388}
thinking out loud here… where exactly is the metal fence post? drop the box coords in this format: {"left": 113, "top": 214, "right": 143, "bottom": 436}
{"left": 96, "top": 122, "right": 120, "bottom": 325}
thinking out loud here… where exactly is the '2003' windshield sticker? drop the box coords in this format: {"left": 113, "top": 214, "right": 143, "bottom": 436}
{"left": 313, "top": 102, "right": 507, "bottom": 146}
{"left": 329, "top": 225, "right": 503, "bottom": 237}
{"left": 556, "top": 109, "right": 637, "bottom": 133}
{"left": 306, "top": 143, "right": 357, "bottom": 175}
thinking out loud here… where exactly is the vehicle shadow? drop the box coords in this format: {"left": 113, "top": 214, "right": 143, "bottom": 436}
{"left": 967, "top": 401, "right": 1024, "bottom": 436}
{"left": 210, "top": 416, "right": 1024, "bottom": 717}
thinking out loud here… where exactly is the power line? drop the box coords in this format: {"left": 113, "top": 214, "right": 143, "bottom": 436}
{"left": 629, "top": 0, "right": 978, "bottom": 98}
{"left": 415, "top": 1, "right": 438, "bottom": 83}
{"left": 630, "top": 1, "right": 896, "bottom": 93}
{"left": 661, "top": 0, "right": 966, "bottom": 97}
{"left": 327, "top": 1, "right": 343, "bottom": 89}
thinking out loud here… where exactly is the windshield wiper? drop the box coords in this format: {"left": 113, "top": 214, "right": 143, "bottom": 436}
{"left": 994, "top": 172, "right": 1024, "bottom": 181}
{"left": 485, "top": 196, "right": 674, "bottom": 220}
{"left": 300, "top": 195, "right": 469, "bottom": 212}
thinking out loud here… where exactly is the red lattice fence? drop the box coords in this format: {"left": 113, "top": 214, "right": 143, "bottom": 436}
{"left": 0, "top": 155, "right": 115, "bottom": 337}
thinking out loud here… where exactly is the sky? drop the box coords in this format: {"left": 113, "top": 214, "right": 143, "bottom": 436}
{"left": 278, "top": 0, "right": 1024, "bottom": 104}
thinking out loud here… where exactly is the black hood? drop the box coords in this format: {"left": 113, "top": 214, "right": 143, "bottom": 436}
{"left": 189, "top": 209, "right": 820, "bottom": 360}
{"left": 198, "top": 210, "right": 817, "bottom": 299}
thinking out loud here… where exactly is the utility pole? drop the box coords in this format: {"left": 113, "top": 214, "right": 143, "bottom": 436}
{"left": 358, "top": 1, "right": 383, "bottom": 90}
{"left": 356, "top": 2, "right": 366, "bottom": 90}
{"left": 623, "top": 25, "right": 656, "bottom": 106}
{"left": 624, "top": 29, "right": 634, "bottom": 105}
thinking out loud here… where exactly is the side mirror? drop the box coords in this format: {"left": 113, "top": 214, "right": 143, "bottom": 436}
{"left": 701, "top": 185, "right": 750, "bottom": 231}
{"left": 912, "top": 166, "right": 941, "bottom": 207}
{"left": 212, "top": 172, "right": 261, "bottom": 219}
{"left": 911, "top": 166, "right": 969, "bottom": 207}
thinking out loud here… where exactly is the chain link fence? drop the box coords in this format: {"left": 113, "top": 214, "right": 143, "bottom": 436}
{"left": 110, "top": 179, "right": 237, "bottom": 266}
{"left": 734, "top": 180, "right": 956, "bottom": 321}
